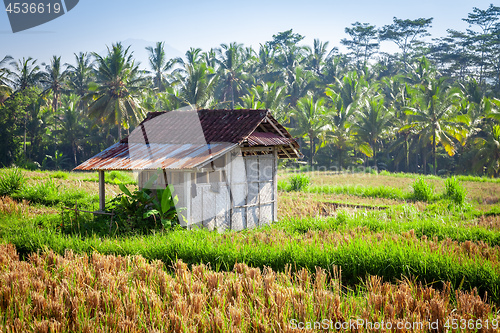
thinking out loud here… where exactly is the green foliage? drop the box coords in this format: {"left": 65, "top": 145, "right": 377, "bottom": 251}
{"left": 411, "top": 177, "right": 434, "bottom": 202}
{"left": 308, "top": 184, "right": 406, "bottom": 200}
{"left": 12, "top": 179, "right": 95, "bottom": 208}
{"left": 84, "top": 171, "right": 136, "bottom": 185}
{"left": 107, "top": 171, "right": 136, "bottom": 185}
{"left": 444, "top": 177, "right": 467, "bottom": 206}
{"left": 0, "top": 168, "right": 26, "bottom": 196}
{"left": 52, "top": 171, "right": 68, "bottom": 179}
{"left": 105, "top": 184, "right": 181, "bottom": 235}
{"left": 4, "top": 212, "right": 500, "bottom": 303}
{"left": 289, "top": 173, "right": 310, "bottom": 191}
{"left": 277, "top": 179, "right": 290, "bottom": 191}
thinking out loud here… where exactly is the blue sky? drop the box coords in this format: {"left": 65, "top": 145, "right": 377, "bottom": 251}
{"left": 0, "top": 0, "right": 496, "bottom": 67}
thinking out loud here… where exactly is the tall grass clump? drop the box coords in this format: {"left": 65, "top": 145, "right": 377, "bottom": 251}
{"left": 0, "top": 168, "right": 26, "bottom": 196}
{"left": 444, "top": 177, "right": 467, "bottom": 206}
{"left": 12, "top": 179, "right": 96, "bottom": 207}
{"left": 51, "top": 170, "right": 68, "bottom": 179}
{"left": 411, "top": 177, "right": 434, "bottom": 202}
{"left": 277, "top": 179, "right": 290, "bottom": 191}
{"left": 289, "top": 173, "right": 310, "bottom": 191}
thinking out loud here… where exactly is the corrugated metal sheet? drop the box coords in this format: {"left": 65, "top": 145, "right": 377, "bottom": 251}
{"left": 74, "top": 142, "right": 236, "bottom": 171}
{"left": 247, "top": 132, "right": 296, "bottom": 146}
{"left": 121, "top": 109, "right": 270, "bottom": 145}
{"left": 75, "top": 109, "right": 300, "bottom": 171}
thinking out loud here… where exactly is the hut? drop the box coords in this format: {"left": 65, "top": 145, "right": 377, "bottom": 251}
{"left": 74, "top": 109, "right": 301, "bottom": 231}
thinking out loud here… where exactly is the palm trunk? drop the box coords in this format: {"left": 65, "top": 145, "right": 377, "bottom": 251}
{"left": 422, "top": 146, "right": 427, "bottom": 174}
{"left": 72, "top": 141, "right": 77, "bottom": 166}
{"left": 230, "top": 79, "right": 235, "bottom": 110}
{"left": 310, "top": 136, "right": 314, "bottom": 168}
{"left": 339, "top": 148, "right": 343, "bottom": 171}
{"left": 433, "top": 131, "right": 437, "bottom": 175}
{"left": 405, "top": 135, "right": 409, "bottom": 173}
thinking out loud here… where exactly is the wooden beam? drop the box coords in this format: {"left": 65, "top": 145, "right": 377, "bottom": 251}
{"left": 265, "top": 116, "right": 301, "bottom": 158}
{"left": 280, "top": 147, "right": 292, "bottom": 159}
{"left": 98, "top": 170, "right": 105, "bottom": 211}
{"left": 241, "top": 147, "right": 273, "bottom": 153}
{"left": 264, "top": 116, "right": 286, "bottom": 137}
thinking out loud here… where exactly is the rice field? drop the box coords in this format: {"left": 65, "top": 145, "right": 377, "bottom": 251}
{"left": 1, "top": 168, "right": 500, "bottom": 332}
{"left": 0, "top": 244, "right": 498, "bottom": 333}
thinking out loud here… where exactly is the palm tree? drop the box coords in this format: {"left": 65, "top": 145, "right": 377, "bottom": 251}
{"left": 86, "top": 42, "right": 149, "bottom": 140}
{"left": 325, "top": 85, "right": 357, "bottom": 169}
{"left": 472, "top": 124, "right": 500, "bottom": 177}
{"left": 0, "top": 55, "right": 13, "bottom": 104}
{"left": 215, "top": 42, "right": 249, "bottom": 109}
{"left": 65, "top": 52, "right": 94, "bottom": 110}
{"left": 305, "top": 39, "right": 336, "bottom": 77}
{"left": 403, "top": 77, "right": 469, "bottom": 174}
{"left": 40, "top": 55, "right": 68, "bottom": 113}
{"left": 172, "top": 61, "right": 217, "bottom": 108}
{"left": 175, "top": 47, "right": 203, "bottom": 66}
{"left": 238, "top": 82, "right": 288, "bottom": 120}
{"left": 58, "top": 94, "right": 86, "bottom": 166}
{"left": 352, "top": 94, "right": 392, "bottom": 169}
{"left": 285, "top": 65, "right": 317, "bottom": 108}
{"left": 145, "top": 42, "right": 176, "bottom": 92}
{"left": 10, "top": 57, "right": 43, "bottom": 91}
{"left": 289, "top": 93, "right": 329, "bottom": 167}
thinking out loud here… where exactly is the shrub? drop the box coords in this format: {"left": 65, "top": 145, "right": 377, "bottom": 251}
{"left": 277, "top": 179, "right": 290, "bottom": 191}
{"left": 52, "top": 171, "right": 68, "bottom": 179}
{"left": 19, "top": 179, "right": 60, "bottom": 205}
{"left": 411, "top": 177, "right": 434, "bottom": 202}
{"left": 0, "top": 168, "right": 26, "bottom": 196}
{"left": 289, "top": 173, "right": 310, "bottom": 191}
{"left": 107, "top": 170, "right": 136, "bottom": 184}
{"left": 444, "top": 177, "right": 467, "bottom": 206}
{"left": 100, "top": 184, "right": 181, "bottom": 235}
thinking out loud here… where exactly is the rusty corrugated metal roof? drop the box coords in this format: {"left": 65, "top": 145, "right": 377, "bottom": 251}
{"left": 247, "top": 132, "right": 296, "bottom": 146}
{"left": 74, "top": 109, "right": 300, "bottom": 171}
{"left": 121, "top": 109, "right": 270, "bottom": 144}
{"left": 74, "top": 142, "right": 236, "bottom": 171}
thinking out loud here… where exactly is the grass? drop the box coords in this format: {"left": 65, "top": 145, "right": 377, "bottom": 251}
{"left": 0, "top": 243, "right": 496, "bottom": 332}
{"left": 3, "top": 210, "right": 500, "bottom": 303}
{"left": 307, "top": 184, "right": 407, "bottom": 200}
{"left": 82, "top": 170, "right": 137, "bottom": 185}
{"left": 1, "top": 168, "right": 500, "bottom": 331}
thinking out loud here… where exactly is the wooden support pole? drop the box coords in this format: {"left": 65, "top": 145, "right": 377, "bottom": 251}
{"left": 99, "top": 170, "right": 105, "bottom": 211}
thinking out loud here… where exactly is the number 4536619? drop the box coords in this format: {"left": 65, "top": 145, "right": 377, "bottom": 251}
{"left": 445, "top": 318, "right": 499, "bottom": 330}
{"left": 5, "top": 2, "right": 61, "bottom": 14}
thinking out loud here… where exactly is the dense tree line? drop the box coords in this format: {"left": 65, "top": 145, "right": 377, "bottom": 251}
{"left": 1, "top": 4, "right": 500, "bottom": 176}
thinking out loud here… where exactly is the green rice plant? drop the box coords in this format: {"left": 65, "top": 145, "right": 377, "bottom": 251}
{"left": 6, "top": 217, "right": 500, "bottom": 303}
{"left": 0, "top": 168, "right": 26, "bottom": 196}
{"left": 277, "top": 179, "right": 290, "bottom": 191}
{"left": 444, "top": 177, "right": 467, "bottom": 206}
{"left": 410, "top": 177, "right": 434, "bottom": 202}
{"left": 51, "top": 170, "right": 68, "bottom": 179}
{"left": 308, "top": 184, "right": 406, "bottom": 200}
{"left": 82, "top": 170, "right": 136, "bottom": 185}
{"left": 12, "top": 179, "right": 96, "bottom": 208}
{"left": 107, "top": 170, "right": 136, "bottom": 184}
{"left": 289, "top": 173, "right": 310, "bottom": 191}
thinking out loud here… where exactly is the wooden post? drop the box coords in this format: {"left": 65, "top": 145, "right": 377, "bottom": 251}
{"left": 182, "top": 172, "right": 191, "bottom": 228}
{"left": 273, "top": 148, "right": 278, "bottom": 222}
{"left": 99, "top": 170, "right": 105, "bottom": 211}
